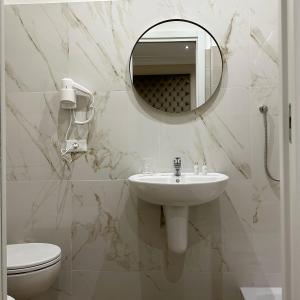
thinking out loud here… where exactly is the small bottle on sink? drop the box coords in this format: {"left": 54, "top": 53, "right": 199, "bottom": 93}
{"left": 202, "top": 162, "right": 208, "bottom": 175}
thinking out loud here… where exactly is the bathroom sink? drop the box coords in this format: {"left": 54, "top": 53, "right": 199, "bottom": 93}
{"left": 128, "top": 172, "right": 229, "bottom": 206}
{"left": 128, "top": 172, "right": 229, "bottom": 254}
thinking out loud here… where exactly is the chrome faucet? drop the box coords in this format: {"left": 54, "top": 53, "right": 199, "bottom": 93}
{"left": 173, "top": 157, "right": 182, "bottom": 177}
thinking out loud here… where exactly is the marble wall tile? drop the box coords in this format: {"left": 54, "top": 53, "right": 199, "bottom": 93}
{"left": 71, "top": 271, "right": 142, "bottom": 300}
{"left": 219, "top": 184, "right": 280, "bottom": 286}
{"left": 71, "top": 179, "right": 229, "bottom": 274}
{"left": 5, "top": 4, "right": 68, "bottom": 93}
{"left": 151, "top": 87, "right": 252, "bottom": 178}
{"left": 69, "top": 91, "right": 161, "bottom": 180}
{"left": 6, "top": 87, "right": 259, "bottom": 183}
{"left": 184, "top": 199, "right": 226, "bottom": 273}
{"left": 249, "top": 233, "right": 281, "bottom": 274}
{"left": 71, "top": 180, "right": 164, "bottom": 272}
{"left": 126, "top": 94, "right": 161, "bottom": 174}
{"left": 64, "top": 0, "right": 251, "bottom": 94}
{"left": 5, "top": 0, "right": 281, "bottom": 299}
{"left": 32, "top": 270, "right": 72, "bottom": 300}
{"left": 66, "top": 2, "right": 130, "bottom": 92}
{"left": 250, "top": 0, "right": 279, "bottom": 88}
{"left": 6, "top": 91, "right": 161, "bottom": 181}
{"left": 71, "top": 270, "right": 240, "bottom": 300}
{"left": 218, "top": 189, "right": 263, "bottom": 279}
{"left": 158, "top": 120, "right": 203, "bottom": 173}
{"left": 199, "top": 87, "right": 251, "bottom": 179}
{"left": 7, "top": 180, "right": 72, "bottom": 299}
{"left": 3, "top": 0, "right": 276, "bottom": 93}
{"left": 6, "top": 92, "right": 72, "bottom": 181}
{"left": 5, "top": 0, "right": 115, "bottom": 5}
{"left": 7, "top": 181, "right": 72, "bottom": 264}
{"left": 67, "top": 91, "right": 134, "bottom": 180}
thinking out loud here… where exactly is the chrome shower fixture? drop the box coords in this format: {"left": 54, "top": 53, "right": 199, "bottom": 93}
{"left": 173, "top": 157, "right": 182, "bottom": 177}
{"left": 259, "top": 105, "right": 280, "bottom": 182}
{"left": 259, "top": 105, "right": 268, "bottom": 113}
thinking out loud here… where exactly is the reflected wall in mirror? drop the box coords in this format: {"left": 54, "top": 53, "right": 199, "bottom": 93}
{"left": 130, "top": 20, "right": 223, "bottom": 113}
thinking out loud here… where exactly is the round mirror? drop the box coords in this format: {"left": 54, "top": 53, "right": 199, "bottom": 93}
{"left": 130, "top": 19, "right": 223, "bottom": 114}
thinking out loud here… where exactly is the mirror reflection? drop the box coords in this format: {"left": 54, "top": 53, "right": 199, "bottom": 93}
{"left": 130, "top": 20, "right": 223, "bottom": 113}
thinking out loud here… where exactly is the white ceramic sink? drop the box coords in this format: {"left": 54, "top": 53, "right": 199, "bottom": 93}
{"left": 129, "top": 172, "right": 229, "bottom": 206}
{"left": 129, "top": 172, "right": 229, "bottom": 253}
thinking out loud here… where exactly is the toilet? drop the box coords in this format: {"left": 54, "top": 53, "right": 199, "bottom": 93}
{"left": 7, "top": 243, "right": 61, "bottom": 300}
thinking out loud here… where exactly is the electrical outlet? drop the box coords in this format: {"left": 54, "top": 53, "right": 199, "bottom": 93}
{"left": 66, "top": 139, "right": 87, "bottom": 153}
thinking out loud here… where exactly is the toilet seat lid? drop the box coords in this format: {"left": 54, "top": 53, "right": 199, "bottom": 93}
{"left": 7, "top": 243, "right": 61, "bottom": 270}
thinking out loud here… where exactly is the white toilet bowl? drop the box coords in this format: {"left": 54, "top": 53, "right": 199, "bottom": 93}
{"left": 7, "top": 243, "right": 61, "bottom": 300}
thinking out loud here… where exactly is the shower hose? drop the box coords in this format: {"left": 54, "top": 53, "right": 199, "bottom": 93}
{"left": 259, "top": 105, "right": 280, "bottom": 182}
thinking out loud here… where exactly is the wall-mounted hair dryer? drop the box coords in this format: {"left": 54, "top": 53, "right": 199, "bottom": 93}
{"left": 60, "top": 78, "right": 95, "bottom": 125}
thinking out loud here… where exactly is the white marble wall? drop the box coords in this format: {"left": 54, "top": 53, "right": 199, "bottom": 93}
{"left": 4, "top": 0, "right": 111, "bottom": 5}
{"left": 5, "top": 0, "right": 281, "bottom": 299}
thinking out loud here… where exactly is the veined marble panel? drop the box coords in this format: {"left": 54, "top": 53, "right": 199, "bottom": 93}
{"left": 68, "top": 179, "right": 278, "bottom": 278}
{"left": 71, "top": 180, "right": 231, "bottom": 273}
{"left": 3, "top": 0, "right": 278, "bottom": 91}
{"left": 69, "top": 91, "right": 160, "bottom": 180}
{"left": 6, "top": 92, "right": 72, "bottom": 181}
{"left": 5, "top": 0, "right": 281, "bottom": 299}
{"left": 250, "top": 0, "right": 279, "bottom": 88}
{"left": 7, "top": 88, "right": 257, "bottom": 183}
{"left": 31, "top": 269, "right": 72, "bottom": 300}
{"left": 65, "top": 2, "right": 130, "bottom": 93}
{"left": 220, "top": 181, "right": 280, "bottom": 287}
{"left": 71, "top": 180, "right": 163, "bottom": 272}
{"left": 5, "top": 0, "right": 113, "bottom": 5}
{"left": 194, "top": 87, "right": 251, "bottom": 180}
{"left": 5, "top": 4, "right": 68, "bottom": 93}
{"left": 65, "top": 0, "right": 251, "bottom": 93}
{"left": 6, "top": 90, "right": 161, "bottom": 181}
{"left": 71, "top": 270, "right": 241, "bottom": 300}
{"left": 7, "top": 180, "right": 72, "bottom": 299}
{"left": 7, "top": 181, "right": 72, "bottom": 264}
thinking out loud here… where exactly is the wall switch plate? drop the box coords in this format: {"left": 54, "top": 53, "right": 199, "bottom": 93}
{"left": 66, "top": 139, "right": 87, "bottom": 153}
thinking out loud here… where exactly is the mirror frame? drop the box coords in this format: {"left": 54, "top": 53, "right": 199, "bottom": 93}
{"left": 129, "top": 18, "right": 224, "bottom": 114}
